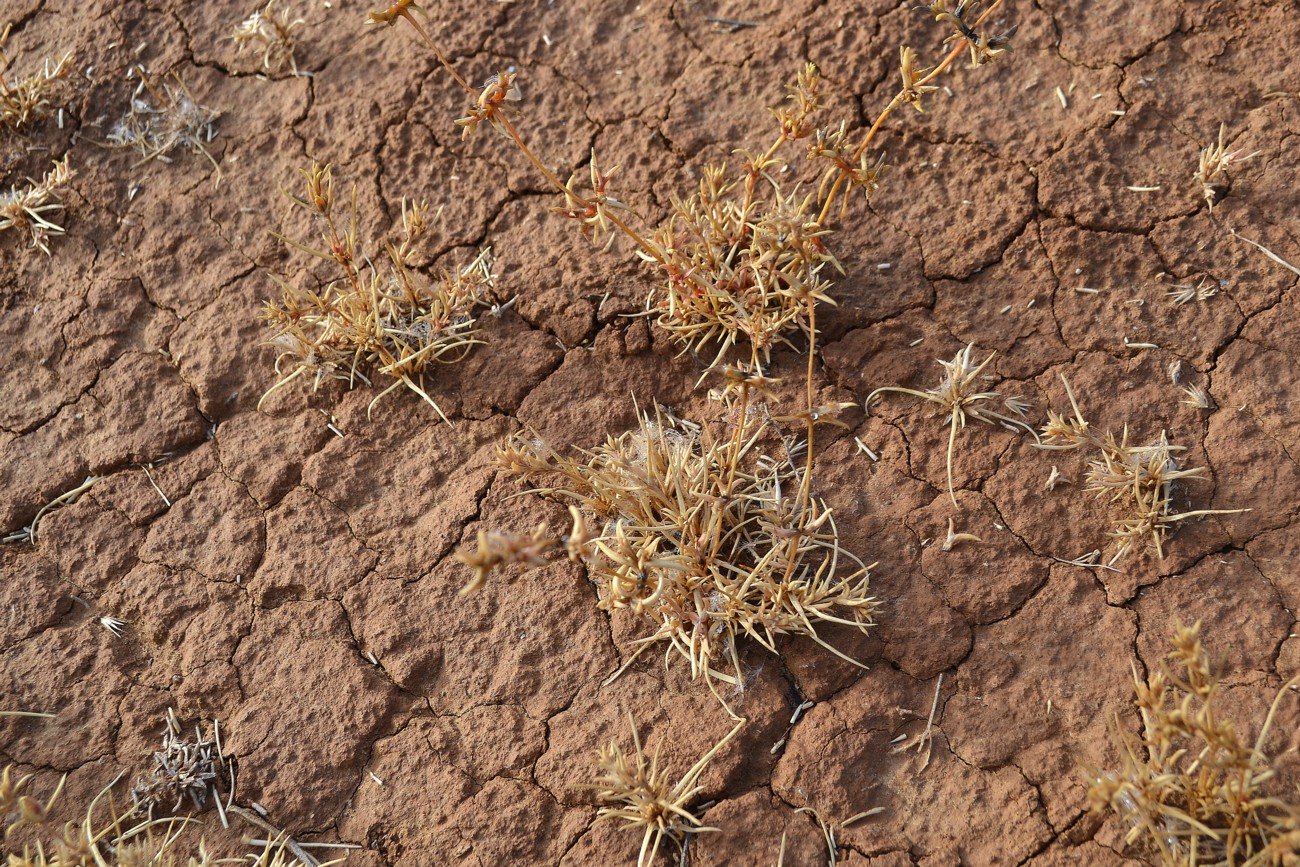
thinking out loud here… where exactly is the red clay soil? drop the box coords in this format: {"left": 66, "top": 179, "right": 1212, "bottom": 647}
{"left": 3, "top": 0, "right": 1300, "bottom": 864}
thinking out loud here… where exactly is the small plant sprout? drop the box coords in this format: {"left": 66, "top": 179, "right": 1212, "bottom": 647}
{"left": 0, "top": 24, "right": 74, "bottom": 134}
{"left": 585, "top": 713, "right": 745, "bottom": 867}
{"left": 0, "top": 156, "right": 74, "bottom": 255}
{"left": 1194, "top": 123, "right": 1259, "bottom": 210}
{"left": 109, "top": 69, "right": 221, "bottom": 181}
{"left": 232, "top": 1, "right": 305, "bottom": 76}
{"left": 1088, "top": 622, "right": 1300, "bottom": 865}
{"left": 1040, "top": 375, "right": 1244, "bottom": 564}
{"left": 259, "top": 163, "right": 496, "bottom": 422}
{"left": 866, "top": 344, "right": 1040, "bottom": 506}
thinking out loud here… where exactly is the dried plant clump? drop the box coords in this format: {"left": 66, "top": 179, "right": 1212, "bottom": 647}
{"left": 1087, "top": 622, "right": 1300, "bottom": 865}
{"left": 232, "top": 1, "right": 305, "bottom": 76}
{"left": 0, "top": 25, "right": 74, "bottom": 134}
{"left": 368, "top": 0, "right": 1013, "bottom": 372}
{"left": 0, "top": 156, "right": 73, "bottom": 255}
{"left": 865, "top": 344, "right": 1039, "bottom": 506}
{"left": 1195, "top": 123, "right": 1259, "bottom": 210}
{"left": 260, "top": 163, "right": 496, "bottom": 422}
{"left": 398, "top": 0, "right": 1017, "bottom": 716}
{"left": 460, "top": 393, "right": 876, "bottom": 713}
{"left": 2, "top": 762, "right": 322, "bottom": 867}
{"left": 585, "top": 713, "right": 745, "bottom": 867}
{"left": 130, "top": 709, "right": 230, "bottom": 815}
{"left": 636, "top": 62, "right": 855, "bottom": 370}
{"left": 108, "top": 68, "right": 220, "bottom": 179}
{"left": 1040, "top": 376, "right": 1243, "bottom": 564}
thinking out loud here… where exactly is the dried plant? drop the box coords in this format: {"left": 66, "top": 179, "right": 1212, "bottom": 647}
{"left": 130, "top": 709, "right": 229, "bottom": 815}
{"left": 385, "top": 0, "right": 1012, "bottom": 709}
{"left": 1040, "top": 375, "right": 1243, "bottom": 564}
{"left": 0, "top": 24, "right": 73, "bottom": 134}
{"left": 0, "top": 156, "right": 73, "bottom": 255}
{"left": 928, "top": 0, "right": 1015, "bottom": 67}
{"left": 585, "top": 713, "right": 745, "bottom": 867}
{"left": 259, "top": 163, "right": 496, "bottom": 422}
{"left": 1195, "top": 123, "right": 1259, "bottom": 210}
{"left": 108, "top": 68, "right": 220, "bottom": 180}
{"left": 865, "top": 344, "right": 1039, "bottom": 506}
{"left": 232, "top": 1, "right": 305, "bottom": 76}
{"left": 460, "top": 394, "right": 876, "bottom": 714}
{"left": 368, "top": 0, "right": 1013, "bottom": 377}
{"left": 1181, "top": 384, "right": 1213, "bottom": 410}
{"left": 1164, "top": 275, "right": 1220, "bottom": 305}
{"left": 2, "top": 762, "right": 323, "bottom": 867}
{"left": 1087, "top": 622, "right": 1300, "bottom": 865}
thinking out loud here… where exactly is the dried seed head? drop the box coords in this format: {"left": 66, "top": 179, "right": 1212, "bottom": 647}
{"left": 868, "top": 345, "right": 1040, "bottom": 504}
{"left": 300, "top": 162, "right": 334, "bottom": 213}
{"left": 772, "top": 61, "right": 823, "bottom": 139}
{"left": 898, "top": 46, "right": 938, "bottom": 111}
{"left": 232, "top": 1, "right": 304, "bottom": 75}
{"left": 98, "top": 615, "right": 128, "bottom": 637}
{"left": 1180, "top": 384, "right": 1212, "bottom": 409}
{"left": 1194, "top": 123, "right": 1259, "bottom": 209}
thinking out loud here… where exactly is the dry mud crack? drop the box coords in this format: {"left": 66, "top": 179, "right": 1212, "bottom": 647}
{"left": 3, "top": 0, "right": 1300, "bottom": 865}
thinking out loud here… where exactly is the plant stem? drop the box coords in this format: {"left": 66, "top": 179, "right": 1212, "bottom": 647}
{"left": 815, "top": 0, "right": 1009, "bottom": 226}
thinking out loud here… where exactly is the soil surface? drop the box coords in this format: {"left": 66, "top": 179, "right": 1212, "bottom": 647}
{"left": 3, "top": 0, "right": 1299, "bottom": 865}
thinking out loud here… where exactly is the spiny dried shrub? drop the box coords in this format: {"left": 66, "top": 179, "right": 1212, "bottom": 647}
{"left": 259, "top": 163, "right": 496, "bottom": 422}
{"left": 1087, "top": 622, "right": 1300, "bottom": 865}
{"left": 108, "top": 68, "right": 220, "bottom": 178}
{"left": 0, "top": 156, "right": 73, "bottom": 254}
{"left": 1195, "top": 123, "right": 1258, "bottom": 211}
{"left": 584, "top": 713, "right": 745, "bottom": 867}
{"left": 865, "top": 344, "right": 1039, "bottom": 506}
{"left": 459, "top": 389, "right": 875, "bottom": 713}
{"left": 130, "top": 710, "right": 229, "bottom": 815}
{"left": 0, "top": 24, "right": 74, "bottom": 134}
{"left": 1040, "top": 376, "right": 1242, "bottom": 565}
{"left": 232, "top": 1, "right": 305, "bottom": 76}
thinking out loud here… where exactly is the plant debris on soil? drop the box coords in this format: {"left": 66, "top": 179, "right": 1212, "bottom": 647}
{"left": 3, "top": 0, "right": 1299, "bottom": 865}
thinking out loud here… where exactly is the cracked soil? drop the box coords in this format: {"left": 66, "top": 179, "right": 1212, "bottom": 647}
{"left": 3, "top": 0, "right": 1300, "bottom": 864}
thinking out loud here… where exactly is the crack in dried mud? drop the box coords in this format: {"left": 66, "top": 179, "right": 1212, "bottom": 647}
{"left": 4, "top": 1, "right": 1300, "bottom": 864}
